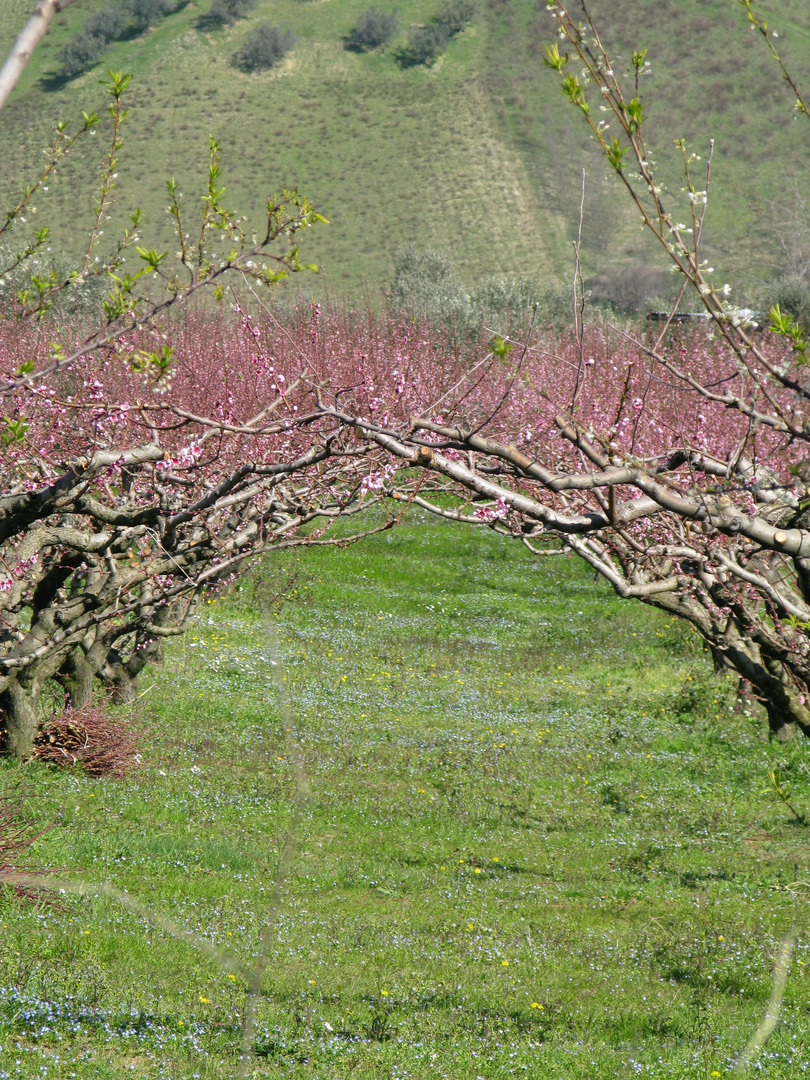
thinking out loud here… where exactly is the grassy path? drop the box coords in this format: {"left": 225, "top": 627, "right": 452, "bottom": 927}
{"left": 1, "top": 513, "right": 809, "bottom": 1078}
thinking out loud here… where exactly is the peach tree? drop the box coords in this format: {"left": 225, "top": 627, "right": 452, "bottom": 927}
{"left": 0, "top": 59, "right": 397, "bottom": 757}
{"left": 314, "top": 0, "right": 810, "bottom": 741}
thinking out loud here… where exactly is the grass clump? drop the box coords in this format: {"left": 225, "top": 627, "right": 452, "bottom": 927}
{"left": 0, "top": 794, "right": 55, "bottom": 904}
{"left": 233, "top": 21, "right": 296, "bottom": 72}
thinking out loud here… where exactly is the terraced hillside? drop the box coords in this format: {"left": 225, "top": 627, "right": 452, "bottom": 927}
{"left": 0, "top": 0, "right": 808, "bottom": 298}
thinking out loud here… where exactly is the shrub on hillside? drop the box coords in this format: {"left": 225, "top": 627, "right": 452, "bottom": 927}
{"left": 206, "top": 0, "right": 256, "bottom": 27}
{"left": 390, "top": 245, "right": 464, "bottom": 311}
{"left": 400, "top": 23, "right": 448, "bottom": 65}
{"left": 60, "top": 5, "right": 129, "bottom": 77}
{"left": 434, "top": 0, "right": 476, "bottom": 35}
{"left": 84, "top": 4, "right": 131, "bottom": 41}
{"left": 345, "top": 8, "right": 400, "bottom": 51}
{"left": 767, "top": 272, "right": 810, "bottom": 327}
{"left": 60, "top": 34, "right": 107, "bottom": 78}
{"left": 471, "top": 274, "right": 571, "bottom": 333}
{"left": 390, "top": 245, "right": 571, "bottom": 338}
{"left": 126, "top": 0, "right": 178, "bottom": 31}
{"left": 59, "top": 0, "right": 179, "bottom": 77}
{"left": 398, "top": 0, "right": 475, "bottom": 66}
{"left": 585, "top": 262, "right": 674, "bottom": 314}
{"left": 0, "top": 243, "right": 110, "bottom": 317}
{"left": 86, "top": 4, "right": 130, "bottom": 39}
{"left": 233, "top": 22, "right": 296, "bottom": 71}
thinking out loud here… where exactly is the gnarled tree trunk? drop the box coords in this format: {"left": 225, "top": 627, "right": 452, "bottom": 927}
{"left": 1, "top": 676, "right": 41, "bottom": 760}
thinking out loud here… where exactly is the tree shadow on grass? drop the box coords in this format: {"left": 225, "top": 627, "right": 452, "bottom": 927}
{"left": 39, "top": 69, "right": 73, "bottom": 93}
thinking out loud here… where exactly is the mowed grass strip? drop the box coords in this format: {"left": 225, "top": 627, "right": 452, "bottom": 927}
{"left": 1, "top": 511, "right": 810, "bottom": 1078}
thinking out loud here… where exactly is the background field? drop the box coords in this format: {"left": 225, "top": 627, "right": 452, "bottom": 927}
{"left": 1, "top": 513, "right": 809, "bottom": 1078}
{"left": 0, "top": 0, "right": 808, "bottom": 298}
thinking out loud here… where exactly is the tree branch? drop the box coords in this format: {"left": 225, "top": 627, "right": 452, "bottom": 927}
{"left": 0, "top": 0, "right": 79, "bottom": 112}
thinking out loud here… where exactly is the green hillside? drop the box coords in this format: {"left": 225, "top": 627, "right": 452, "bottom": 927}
{"left": 0, "top": 0, "right": 808, "bottom": 300}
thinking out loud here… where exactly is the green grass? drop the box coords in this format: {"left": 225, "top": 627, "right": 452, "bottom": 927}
{"left": 2, "top": 511, "right": 810, "bottom": 1077}
{"left": 0, "top": 0, "right": 808, "bottom": 297}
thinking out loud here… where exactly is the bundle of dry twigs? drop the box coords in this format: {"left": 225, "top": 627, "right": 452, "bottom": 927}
{"left": 32, "top": 703, "right": 141, "bottom": 778}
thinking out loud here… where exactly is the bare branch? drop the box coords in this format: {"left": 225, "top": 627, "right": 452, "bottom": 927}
{"left": 0, "top": 0, "right": 80, "bottom": 112}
